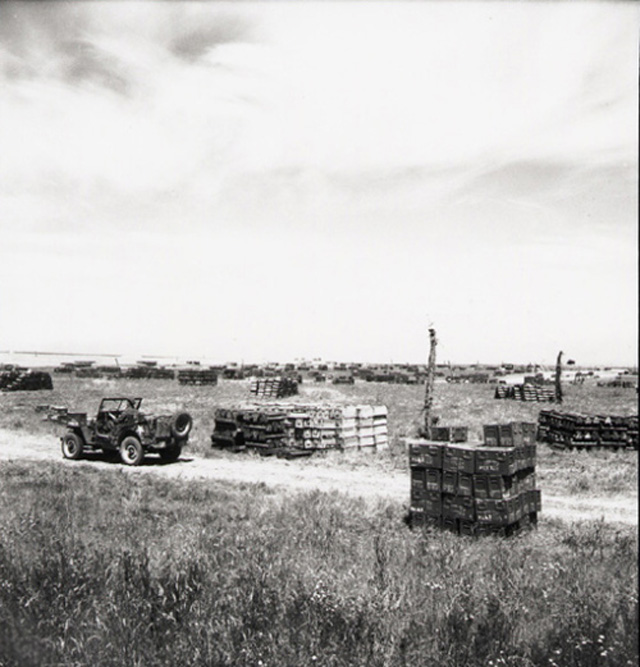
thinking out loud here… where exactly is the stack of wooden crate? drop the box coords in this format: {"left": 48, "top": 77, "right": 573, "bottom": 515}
{"left": 282, "top": 403, "right": 387, "bottom": 451}
{"left": 537, "top": 410, "right": 638, "bottom": 450}
{"left": 211, "top": 405, "right": 289, "bottom": 449}
{"left": 373, "top": 405, "right": 389, "bottom": 449}
{"left": 494, "top": 384, "right": 556, "bottom": 402}
{"left": 409, "top": 422, "right": 541, "bottom": 537}
{"left": 177, "top": 368, "right": 218, "bottom": 385}
{"left": 0, "top": 368, "right": 53, "bottom": 392}
{"left": 211, "top": 402, "right": 388, "bottom": 453}
{"left": 250, "top": 376, "right": 299, "bottom": 399}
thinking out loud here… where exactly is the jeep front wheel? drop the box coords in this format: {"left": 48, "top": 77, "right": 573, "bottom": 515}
{"left": 159, "top": 443, "right": 182, "bottom": 463}
{"left": 62, "top": 432, "right": 83, "bottom": 460}
{"left": 120, "top": 436, "right": 144, "bottom": 466}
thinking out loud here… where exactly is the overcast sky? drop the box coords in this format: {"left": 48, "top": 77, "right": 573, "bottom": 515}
{"left": 0, "top": 1, "right": 637, "bottom": 365}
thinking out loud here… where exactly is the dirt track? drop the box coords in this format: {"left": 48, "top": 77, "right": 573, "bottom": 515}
{"left": 0, "top": 428, "right": 637, "bottom": 526}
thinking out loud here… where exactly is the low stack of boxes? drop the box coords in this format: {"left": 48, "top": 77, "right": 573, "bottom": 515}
{"left": 495, "top": 384, "right": 556, "bottom": 402}
{"left": 211, "top": 402, "right": 388, "bottom": 452}
{"left": 0, "top": 369, "right": 53, "bottom": 392}
{"left": 250, "top": 376, "right": 299, "bottom": 399}
{"left": 537, "top": 410, "right": 638, "bottom": 450}
{"left": 287, "top": 404, "right": 388, "bottom": 450}
{"left": 177, "top": 368, "right": 218, "bottom": 385}
{"left": 427, "top": 426, "right": 469, "bottom": 443}
{"left": 212, "top": 406, "right": 288, "bottom": 448}
{"left": 125, "top": 366, "right": 175, "bottom": 380}
{"left": 409, "top": 422, "right": 541, "bottom": 537}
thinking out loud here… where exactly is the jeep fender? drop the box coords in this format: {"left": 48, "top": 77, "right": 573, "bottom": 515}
{"left": 68, "top": 426, "right": 88, "bottom": 446}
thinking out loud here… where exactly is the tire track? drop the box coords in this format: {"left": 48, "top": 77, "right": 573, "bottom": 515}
{"left": 0, "top": 428, "right": 636, "bottom": 525}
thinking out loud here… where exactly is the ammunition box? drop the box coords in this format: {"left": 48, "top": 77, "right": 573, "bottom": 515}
{"left": 457, "top": 472, "right": 473, "bottom": 497}
{"left": 475, "top": 447, "right": 517, "bottom": 476}
{"left": 473, "top": 474, "right": 489, "bottom": 499}
{"left": 451, "top": 426, "right": 469, "bottom": 443}
{"left": 442, "top": 470, "right": 457, "bottom": 495}
{"left": 475, "top": 498, "right": 509, "bottom": 525}
{"left": 483, "top": 424, "right": 501, "bottom": 446}
{"left": 442, "top": 445, "right": 459, "bottom": 472}
{"left": 425, "top": 468, "right": 442, "bottom": 492}
{"left": 441, "top": 493, "right": 456, "bottom": 519}
{"left": 456, "top": 446, "right": 476, "bottom": 474}
{"left": 431, "top": 426, "right": 451, "bottom": 442}
{"left": 424, "top": 490, "right": 443, "bottom": 516}
{"left": 409, "top": 441, "right": 444, "bottom": 468}
{"left": 453, "top": 496, "right": 475, "bottom": 521}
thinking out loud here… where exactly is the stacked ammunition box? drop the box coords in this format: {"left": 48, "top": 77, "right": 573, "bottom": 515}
{"left": 494, "top": 384, "right": 556, "bottom": 402}
{"left": 250, "top": 376, "right": 299, "bottom": 399}
{"left": 537, "top": 410, "right": 638, "bottom": 450}
{"left": 211, "top": 402, "right": 388, "bottom": 452}
{"left": 0, "top": 369, "right": 53, "bottom": 392}
{"left": 284, "top": 403, "right": 387, "bottom": 451}
{"left": 212, "top": 406, "right": 289, "bottom": 449}
{"left": 177, "top": 368, "right": 218, "bottom": 385}
{"left": 426, "top": 426, "right": 469, "bottom": 443}
{"left": 372, "top": 405, "right": 389, "bottom": 449}
{"left": 409, "top": 422, "right": 540, "bottom": 537}
{"left": 124, "top": 366, "right": 175, "bottom": 380}
{"left": 286, "top": 405, "right": 347, "bottom": 450}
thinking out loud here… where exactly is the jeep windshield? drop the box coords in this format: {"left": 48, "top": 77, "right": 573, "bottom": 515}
{"left": 98, "top": 398, "right": 142, "bottom": 413}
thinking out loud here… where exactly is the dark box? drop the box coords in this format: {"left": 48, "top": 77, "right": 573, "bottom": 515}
{"left": 442, "top": 470, "right": 457, "bottom": 495}
{"left": 457, "top": 472, "right": 474, "bottom": 497}
{"left": 483, "top": 424, "right": 501, "bottom": 446}
{"left": 425, "top": 468, "right": 442, "bottom": 492}
{"left": 475, "top": 447, "right": 517, "bottom": 476}
{"left": 424, "top": 490, "right": 443, "bottom": 516}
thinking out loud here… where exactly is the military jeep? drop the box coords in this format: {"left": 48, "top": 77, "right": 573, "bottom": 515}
{"left": 60, "top": 397, "right": 192, "bottom": 466}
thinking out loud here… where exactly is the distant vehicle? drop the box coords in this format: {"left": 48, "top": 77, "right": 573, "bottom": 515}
{"left": 59, "top": 397, "right": 192, "bottom": 466}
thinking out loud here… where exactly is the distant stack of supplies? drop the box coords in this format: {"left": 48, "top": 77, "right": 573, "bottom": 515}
{"left": 409, "top": 421, "right": 540, "bottom": 537}
{"left": 0, "top": 369, "right": 53, "bottom": 392}
{"left": 494, "top": 384, "right": 556, "bottom": 402}
{"left": 537, "top": 410, "right": 638, "bottom": 450}
{"left": 211, "top": 402, "right": 388, "bottom": 452}
{"left": 177, "top": 368, "right": 218, "bottom": 385}
{"left": 250, "top": 376, "right": 299, "bottom": 399}
{"left": 124, "top": 366, "right": 175, "bottom": 380}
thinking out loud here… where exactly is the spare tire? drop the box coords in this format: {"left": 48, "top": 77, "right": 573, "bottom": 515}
{"left": 171, "top": 412, "right": 193, "bottom": 439}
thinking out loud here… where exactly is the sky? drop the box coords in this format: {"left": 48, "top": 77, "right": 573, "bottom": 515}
{"left": 0, "top": 1, "right": 637, "bottom": 366}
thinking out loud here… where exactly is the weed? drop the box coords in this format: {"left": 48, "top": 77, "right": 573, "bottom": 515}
{"left": 0, "top": 463, "right": 636, "bottom": 667}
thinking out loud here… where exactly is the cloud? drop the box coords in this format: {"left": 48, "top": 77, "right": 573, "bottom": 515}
{"left": 0, "top": 1, "right": 636, "bottom": 363}
{"left": 0, "top": 2, "right": 265, "bottom": 233}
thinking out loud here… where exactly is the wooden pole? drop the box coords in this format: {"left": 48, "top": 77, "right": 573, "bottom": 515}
{"left": 423, "top": 328, "right": 437, "bottom": 437}
{"left": 555, "top": 350, "right": 563, "bottom": 404}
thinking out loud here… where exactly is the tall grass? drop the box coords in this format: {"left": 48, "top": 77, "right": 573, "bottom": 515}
{"left": 0, "top": 462, "right": 637, "bottom": 666}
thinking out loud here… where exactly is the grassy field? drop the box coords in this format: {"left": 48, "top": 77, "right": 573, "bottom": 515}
{"left": 0, "top": 461, "right": 637, "bottom": 667}
{"left": 0, "top": 377, "right": 637, "bottom": 665}
{"left": 2, "top": 374, "right": 638, "bottom": 446}
{"left": 1, "top": 374, "right": 637, "bottom": 497}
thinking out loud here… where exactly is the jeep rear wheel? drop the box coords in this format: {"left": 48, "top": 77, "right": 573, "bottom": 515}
{"left": 62, "top": 432, "right": 83, "bottom": 460}
{"left": 159, "top": 443, "right": 182, "bottom": 463}
{"left": 120, "top": 436, "right": 144, "bottom": 466}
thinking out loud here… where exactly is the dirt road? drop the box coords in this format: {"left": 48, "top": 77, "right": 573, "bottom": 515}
{"left": 0, "top": 428, "right": 636, "bottom": 526}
